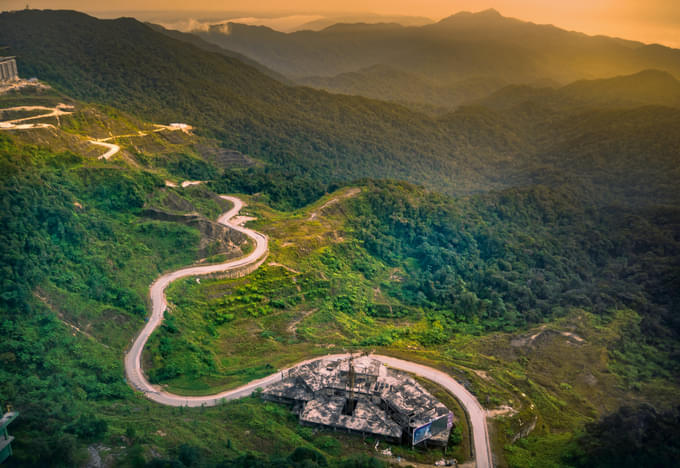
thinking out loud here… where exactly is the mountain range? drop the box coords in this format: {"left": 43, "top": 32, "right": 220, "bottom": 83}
{"left": 195, "top": 9, "right": 680, "bottom": 109}
{"left": 1, "top": 8, "right": 680, "bottom": 467}
{"left": 1, "top": 9, "right": 679, "bottom": 206}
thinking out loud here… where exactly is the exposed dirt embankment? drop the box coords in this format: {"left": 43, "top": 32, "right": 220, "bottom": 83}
{"left": 142, "top": 207, "right": 247, "bottom": 258}
{"left": 308, "top": 187, "right": 361, "bottom": 220}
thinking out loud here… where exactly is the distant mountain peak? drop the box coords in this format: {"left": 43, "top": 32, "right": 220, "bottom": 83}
{"left": 439, "top": 8, "right": 505, "bottom": 23}
{"left": 565, "top": 69, "right": 680, "bottom": 91}
{"left": 631, "top": 68, "right": 677, "bottom": 81}
{"left": 477, "top": 8, "right": 503, "bottom": 17}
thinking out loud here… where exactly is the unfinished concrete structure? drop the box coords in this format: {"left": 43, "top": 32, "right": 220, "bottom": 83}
{"left": 0, "top": 57, "right": 18, "bottom": 82}
{"left": 262, "top": 356, "right": 454, "bottom": 445}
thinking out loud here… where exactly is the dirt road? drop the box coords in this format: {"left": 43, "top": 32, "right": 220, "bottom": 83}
{"left": 309, "top": 187, "right": 361, "bottom": 220}
{"left": 0, "top": 103, "right": 190, "bottom": 161}
{"left": 89, "top": 140, "right": 120, "bottom": 160}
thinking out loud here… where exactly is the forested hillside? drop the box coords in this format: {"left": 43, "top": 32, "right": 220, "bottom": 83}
{"left": 2, "top": 10, "right": 679, "bottom": 208}
{"left": 346, "top": 182, "right": 680, "bottom": 465}
{"left": 297, "top": 65, "right": 506, "bottom": 114}
{"left": 350, "top": 181, "right": 680, "bottom": 338}
{"left": 474, "top": 69, "right": 680, "bottom": 111}
{"left": 146, "top": 22, "right": 291, "bottom": 84}
{"left": 0, "top": 134, "right": 194, "bottom": 464}
{"left": 0, "top": 129, "right": 391, "bottom": 466}
{"left": 0, "top": 10, "right": 480, "bottom": 194}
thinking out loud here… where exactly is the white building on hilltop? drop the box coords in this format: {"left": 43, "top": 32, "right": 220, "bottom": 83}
{"left": 0, "top": 57, "right": 18, "bottom": 83}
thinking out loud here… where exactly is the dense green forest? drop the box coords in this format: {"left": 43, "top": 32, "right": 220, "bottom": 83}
{"left": 211, "top": 167, "right": 339, "bottom": 211}
{"left": 348, "top": 181, "right": 680, "bottom": 376}
{"left": 0, "top": 134, "right": 189, "bottom": 464}
{"left": 570, "top": 405, "right": 680, "bottom": 467}
{"left": 347, "top": 183, "right": 680, "bottom": 466}
{"left": 349, "top": 181, "right": 680, "bottom": 335}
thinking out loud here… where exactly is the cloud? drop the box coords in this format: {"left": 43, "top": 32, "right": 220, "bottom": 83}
{"left": 157, "top": 14, "right": 324, "bottom": 33}
{"left": 222, "top": 15, "right": 324, "bottom": 32}
{"left": 156, "top": 18, "right": 217, "bottom": 32}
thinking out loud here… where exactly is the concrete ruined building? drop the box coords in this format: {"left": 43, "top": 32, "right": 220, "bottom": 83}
{"left": 0, "top": 57, "right": 18, "bottom": 83}
{"left": 262, "top": 356, "right": 454, "bottom": 445}
{"left": 0, "top": 409, "right": 18, "bottom": 463}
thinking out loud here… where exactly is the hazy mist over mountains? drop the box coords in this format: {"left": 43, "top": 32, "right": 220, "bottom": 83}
{"left": 184, "top": 9, "right": 680, "bottom": 110}
{"left": 92, "top": 10, "right": 434, "bottom": 33}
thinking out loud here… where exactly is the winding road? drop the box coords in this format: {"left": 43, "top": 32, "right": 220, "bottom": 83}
{"left": 0, "top": 104, "right": 191, "bottom": 160}
{"left": 2, "top": 98, "right": 493, "bottom": 466}
{"left": 124, "top": 196, "right": 493, "bottom": 468}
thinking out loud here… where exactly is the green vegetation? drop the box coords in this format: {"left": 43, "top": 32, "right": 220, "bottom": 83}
{"left": 143, "top": 190, "right": 407, "bottom": 393}
{"left": 1, "top": 8, "right": 679, "bottom": 467}
{"left": 0, "top": 134, "right": 403, "bottom": 466}
{"left": 569, "top": 404, "right": 680, "bottom": 467}
{"left": 0, "top": 135, "right": 192, "bottom": 464}
{"left": 349, "top": 181, "right": 680, "bottom": 339}
{"left": 212, "top": 167, "right": 340, "bottom": 211}
{"left": 0, "top": 135, "right": 196, "bottom": 314}
{"left": 3, "top": 120, "right": 679, "bottom": 466}
{"left": 0, "top": 10, "right": 478, "bottom": 195}
{"left": 146, "top": 266, "right": 328, "bottom": 392}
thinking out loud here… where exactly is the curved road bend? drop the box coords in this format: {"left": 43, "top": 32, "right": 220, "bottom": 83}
{"left": 89, "top": 140, "right": 120, "bottom": 160}
{"left": 125, "top": 196, "right": 269, "bottom": 400}
{"left": 124, "top": 196, "right": 493, "bottom": 468}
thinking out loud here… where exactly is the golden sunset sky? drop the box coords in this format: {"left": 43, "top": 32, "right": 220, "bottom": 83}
{"left": 5, "top": 0, "right": 680, "bottom": 47}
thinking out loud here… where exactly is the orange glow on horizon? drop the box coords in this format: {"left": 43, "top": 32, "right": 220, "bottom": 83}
{"left": 3, "top": 0, "right": 679, "bottom": 48}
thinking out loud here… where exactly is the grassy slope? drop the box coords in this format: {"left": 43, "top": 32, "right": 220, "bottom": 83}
{"left": 145, "top": 188, "right": 473, "bottom": 464}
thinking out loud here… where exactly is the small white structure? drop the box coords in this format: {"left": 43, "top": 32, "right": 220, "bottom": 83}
{"left": 0, "top": 57, "right": 18, "bottom": 83}
{"left": 169, "top": 123, "right": 192, "bottom": 130}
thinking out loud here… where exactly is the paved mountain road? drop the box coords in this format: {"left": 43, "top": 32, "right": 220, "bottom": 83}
{"left": 124, "top": 196, "right": 493, "bottom": 467}
{"left": 0, "top": 99, "right": 494, "bottom": 466}
{"left": 124, "top": 196, "right": 269, "bottom": 400}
